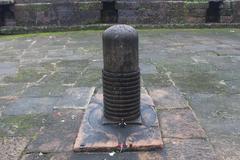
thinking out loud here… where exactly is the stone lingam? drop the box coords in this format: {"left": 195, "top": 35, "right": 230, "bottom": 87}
{"left": 74, "top": 25, "right": 163, "bottom": 152}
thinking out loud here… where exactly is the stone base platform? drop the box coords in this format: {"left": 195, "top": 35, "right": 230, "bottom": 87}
{"left": 73, "top": 103, "right": 163, "bottom": 152}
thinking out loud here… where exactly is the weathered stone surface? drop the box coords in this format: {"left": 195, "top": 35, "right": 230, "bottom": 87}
{"left": 140, "top": 63, "right": 158, "bottom": 74}
{"left": 186, "top": 93, "right": 240, "bottom": 160}
{"left": 0, "top": 84, "right": 25, "bottom": 97}
{"left": 148, "top": 86, "right": 188, "bottom": 109}
{"left": 27, "top": 110, "right": 84, "bottom": 153}
{"left": 0, "top": 137, "right": 29, "bottom": 160}
{"left": 3, "top": 68, "right": 45, "bottom": 83}
{"left": 163, "top": 138, "right": 217, "bottom": 160}
{"left": 0, "top": 114, "right": 47, "bottom": 137}
{"left": 23, "top": 84, "right": 67, "bottom": 97}
{"left": 210, "top": 136, "right": 240, "bottom": 160}
{"left": 158, "top": 109, "right": 206, "bottom": 139}
{"left": 4, "top": 97, "right": 58, "bottom": 115}
{"left": 56, "top": 59, "right": 89, "bottom": 73}
{"left": 142, "top": 73, "right": 171, "bottom": 87}
{"left": 141, "top": 93, "right": 155, "bottom": 107}
{"left": 0, "top": 62, "right": 17, "bottom": 77}
{"left": 75, "top": 68, "right": 101, "bottom": 87}
{"left": 170, "top": 70, "right": 228, "bottom": 94}
{"left": 74, "top": 103, "right": 163, "bottom": 152}
{"left": 42, "top": 72, "right": 79, "bottom": 86}
{"left": 0, "top": 99, "right": 11, "bottom": 117}
{"left": 54, "top": 87, "right": 95, "bottom": 109}
{"left": 21, "top": 153, "right": 51, "bottom": 160}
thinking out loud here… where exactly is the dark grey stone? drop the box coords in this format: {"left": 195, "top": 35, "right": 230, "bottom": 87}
{"left": 27, "top": 110, "right": 84, "bottom": 153}
{"left": 54, "top": 87, "right": 95, "bottom": 109}
{"left": 4, "top": 97, "right": 58, "bottom": 115}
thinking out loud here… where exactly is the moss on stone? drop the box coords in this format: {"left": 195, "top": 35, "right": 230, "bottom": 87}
{"left": 0, "top": 114, "right": 47, "bottom": 137}
{"left": 142, "top": 73, "right": 171, "bottom": 87}
{"left": 75, "top": 68, "right": 101, "bottom": 87}
{"left": 4, "top": 68, "right": 44, "bottom": 83}
{"left": 171, "top": 72, "right": 227, "bottom": 94}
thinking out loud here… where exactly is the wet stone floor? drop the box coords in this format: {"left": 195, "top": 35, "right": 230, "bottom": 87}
{"left": 0, "top": 29, "right": 240, "bottom": 160}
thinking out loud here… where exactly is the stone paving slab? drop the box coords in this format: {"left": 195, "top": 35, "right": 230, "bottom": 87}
{"left": 3, "top": 68, "right": 45, "bottom": 83}
{"left": 45, "top": 138, "right": 217, "bottom": 160}
{"left": 148, "top": 86, "right": 189, "bottom": 109}
{"left": 158, "top": 109, "right": 206, "bottom": 139}
{"left": 75, "top": 68, "right": 101, "bottom": 87}
{"left": 0, "top": 114, "right": 48, "bottom": 137}
{"left": 140, "top": 63, "right": 158, "bottom": 74}
{"left": 0, "top": 99, "right": 11, "bottom": 117}
{"left": 186, "top": 93, "right": 240, "bottom": 160}
{"left": 170, "top": 72, "right": 228, "bottom": 94}
{"left": 0, "top": 137, "right": 29, "bottom": 160}
{"left": 4, "top": 97, "right": 59, "bottom": 116}
{"left": 41, "top": 72, "right": 79, "bottom": 86}
{"left": 141, "top": 73, "right": 172, "bottom": 87}
{"left": 0, "top": 62, "right": 17, "bottom": 77}
{"left": 54, "top": 87, "right": 95, "bottom": 109}
{"left": 210, "top": 136, "right": 240, "bottom": 160}
{"left": 27, "top": 110, "right": 84, "bottom": 153}
{"left": 0, "top": 84, "right": 25, "bottom": 97}
{"left": 162, "top": 138, "right": 217, "bottom": 160}
{"left": 22, "top": 84, "right": 67, "bottom": 97}
{"left": 56, "top": 60, "right": 89, "bottom": 73}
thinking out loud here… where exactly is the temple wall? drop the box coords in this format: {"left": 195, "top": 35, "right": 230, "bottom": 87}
{"left": 1, "top": 0, "right": 240, "bottom": 26}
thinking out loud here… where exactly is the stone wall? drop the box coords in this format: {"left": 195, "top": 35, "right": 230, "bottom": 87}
{"left": 1, "top": 0, "right": 240, "bottom": 26}
{"left": 14, "top": 1, "right": 101, "bottom": 26}
{"left": 117, "top": 0, "right": 240, "bottom": 24}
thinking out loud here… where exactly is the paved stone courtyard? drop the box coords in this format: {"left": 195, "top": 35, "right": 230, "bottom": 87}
{"left": 0, "top": 29, "right": 240, "bottom": 160}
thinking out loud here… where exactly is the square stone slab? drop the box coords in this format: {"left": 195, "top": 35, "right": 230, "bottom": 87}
{"left": 158, "top": 109, "right": 206, "bottom": 139}
{"left": 4, "top": 97, "right": 58, "bottom": 116}
{"left": 27, "top": 110, "right": 84, "bottom": 153}
{"left": 148, "top": 86, "right": 188, "bottom": 109}
{"left": 54, "top": 87, "right": 95, "bottom": 109}
{"left": 74, "top": 103, "right": 163, "bottom": 152}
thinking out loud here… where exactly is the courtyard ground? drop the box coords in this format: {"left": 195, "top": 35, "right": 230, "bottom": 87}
{"left": 0, "top": 29, "right": 240, "bottom": 160}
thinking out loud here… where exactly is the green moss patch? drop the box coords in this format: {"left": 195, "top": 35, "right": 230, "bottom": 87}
{"left": 0, "top": 114, "right": 47, "bottom": 137}
{"left": 4, "top": 68, "right": 44, "bottom": 83}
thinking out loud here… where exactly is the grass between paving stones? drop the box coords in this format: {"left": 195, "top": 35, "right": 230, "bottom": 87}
{"left": 75, "top": 68, "right": 102, "bottom": 87}
{"left": 1, "top": 29, "right": 239, "bottom": 41}
{"left": 142, "top": 73, "right": 172, "bottom": 87}
{"left": 3, "top": 68, "right": 45, "bottom": 83}
{"left": 0, "top": 114, "right": 47, "bottom": 138}
{"left": 56, "top": 60, "right": 89, "bottom": 73}
{"left": 171, "top": 72, "right": 227, "bottom": 94}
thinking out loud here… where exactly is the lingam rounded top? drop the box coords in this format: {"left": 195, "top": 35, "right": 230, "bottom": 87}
{"left": 102, "top": 24, "right": 139, "bottom": 73}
